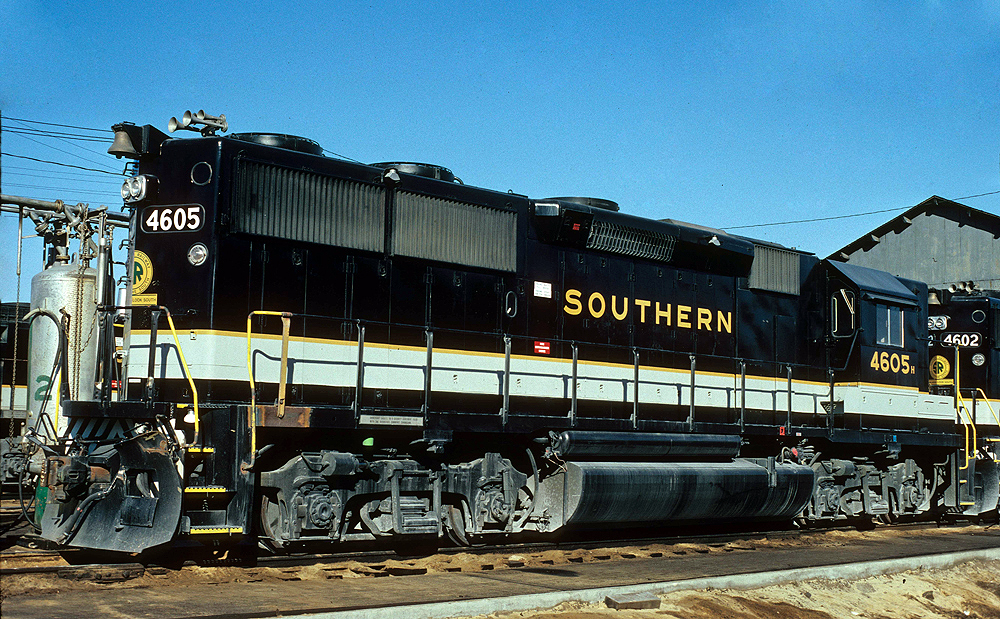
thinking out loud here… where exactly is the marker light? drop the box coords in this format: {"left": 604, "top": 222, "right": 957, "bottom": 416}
{"left": 187, "top": 243, "right": 209, "bottom": 266}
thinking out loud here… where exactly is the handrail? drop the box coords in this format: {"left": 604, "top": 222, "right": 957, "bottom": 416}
{"left": 97, "top": 303, "right": 200, "bottom": 444}
{"left": 952, "top": 346, "right": 977, "bottom": 470}
{"left": 975, "top": 388, "right": 999, "bottom": 427}
{"left": 956, "top": 393, "right": 977, "bottom": 470}
{"left": 234, "top": 308, "right": 864, "bottom": 435}
{"left": 246, "top": 310, "right": 292, "bottom": 459}
{"left": 161, "top": 308, "right": 200, "bottom": 445}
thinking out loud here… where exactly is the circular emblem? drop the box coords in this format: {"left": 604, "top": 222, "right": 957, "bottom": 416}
{"left": 133, "top": 250, "right": 153, "bottom": 294}
{"left": 929, "top": 355, "right": 951, "bottom": 380}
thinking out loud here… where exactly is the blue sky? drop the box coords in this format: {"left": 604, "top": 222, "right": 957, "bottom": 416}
{"left": 2, "top": 0, "right": 998, "bottom": 303}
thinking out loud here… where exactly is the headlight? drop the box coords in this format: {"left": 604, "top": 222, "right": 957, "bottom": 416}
{"left": 187, "top": 243, "right": 208, "bottom": 266}
{"left": 928, "top": 316, "right": 948, "bottom": 330}
{"left": 121, "top": 175, "right": 157, "bottom": 203}
{"left": 972, "top": 353, "right": 985, "bottom": 367}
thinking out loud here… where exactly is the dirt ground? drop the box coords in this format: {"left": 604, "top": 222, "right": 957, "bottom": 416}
{"left": 2, "top": 524, "right": 999, "bottom": 618}
{"left": 452, "top": 559, "right": 1000, "bottom": 619}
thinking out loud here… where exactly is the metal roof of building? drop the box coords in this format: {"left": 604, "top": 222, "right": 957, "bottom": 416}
{"left": 828, "top": 196, "right": 1000, "bottom": 261}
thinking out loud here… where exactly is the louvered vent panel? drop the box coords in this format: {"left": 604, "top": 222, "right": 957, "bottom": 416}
{"left": 586, "top": 220, "right": 676, "bottom": 262}
{"left": 232, "top": 160, "right": 385, "bottom": 253}
{"left": 748, "top": 244, "right": 800, "bottom": 295}
{"left": 392, "top": 192, "right": 517, "bottom": 271}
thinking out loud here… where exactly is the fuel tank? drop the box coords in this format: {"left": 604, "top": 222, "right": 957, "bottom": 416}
{"left": 535, "top": 459, "right": 815, "bottom": 529}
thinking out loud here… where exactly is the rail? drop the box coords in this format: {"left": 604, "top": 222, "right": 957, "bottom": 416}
{"left": 246, "top": 310, "right": 293, "bottom": 459}
{"left": 975, "top": 388, "right": 1000, "bottom": 431}
{"left": 956, "top": 392, "right": 977, "bottom": 471}
{"left": 160, "top": 308, "right": 201, "bottom": 443}
{"left": 951, "top": 346, "right": 993, "bottom": 470}
{"left": 100, "top": 304, "right": 201, "bottom": 445}
{"left": 238, "top": 309, "right": 838, "bottom": 439}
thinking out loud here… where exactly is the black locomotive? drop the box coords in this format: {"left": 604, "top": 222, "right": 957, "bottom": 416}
{"left": 33, "top": 115, "right": 1000, "bottom": 554}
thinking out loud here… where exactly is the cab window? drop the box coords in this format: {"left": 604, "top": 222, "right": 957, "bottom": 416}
{"left": 831, "top": 289, "right": 856, "bottom": 338}
{"left": 875, "top": 303, "right": 904, "bottom": 347}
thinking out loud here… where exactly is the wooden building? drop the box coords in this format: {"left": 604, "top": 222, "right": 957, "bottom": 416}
{"left": 829, "top": 196, "right": 1000, "bottom": 293}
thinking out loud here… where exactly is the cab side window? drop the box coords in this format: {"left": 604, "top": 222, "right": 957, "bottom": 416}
{"left": 875, "top": 303, "right": 904, "bottom": 347}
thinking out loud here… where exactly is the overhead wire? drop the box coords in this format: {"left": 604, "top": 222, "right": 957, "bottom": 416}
{"left": 4, "top": 181, "right": 115, "bottom": 192}
{"left": 3, "top": 183, "right": 119, "bottom": 199}
{"left": 5, "top": 171, "right": 121, "bottom": 185}
{"left": 4, "top": 119, "right": 121, "bottom": 168}
{"left": 724, "top": 207, "right": 908, "bottom": 230}
{"left": 724, "top": 190, "right": 1000, "bottom": 230}
{"left": 4, "top": 128, "right": 110, "bottom": 143}
{"left": 1, "top": 152, "right": 123, "bottom": 175}
{"left": 0, "top": 115, "right": 112, "bottom": 133}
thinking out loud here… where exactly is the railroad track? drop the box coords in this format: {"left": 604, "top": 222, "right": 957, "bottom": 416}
{"left": 1, "top": 520, "right": 958, "bottom": 582}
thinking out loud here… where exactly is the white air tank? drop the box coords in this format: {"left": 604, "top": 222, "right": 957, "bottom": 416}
{"left": 26, "top": 263, "right": 99, "bottom": 438}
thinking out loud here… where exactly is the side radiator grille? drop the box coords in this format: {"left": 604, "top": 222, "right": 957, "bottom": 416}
{"left": 748, "top": 244, "right": 801, "bottom": 295}
{"left": 392, "top": 191, "right": 517, "bottom": 271}
{"left": 587, "top": 220, "right": 676, "bottom": 262}
{"left": 232, "top": 160, "right": 385, "bottom": 253}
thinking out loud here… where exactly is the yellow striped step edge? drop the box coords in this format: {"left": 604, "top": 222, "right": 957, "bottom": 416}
{"left": 189, "top": 526, "right": 244, "bottom": 535}
{"left": 186, "top": 446, "right": 215, "bottom": 453}
{"left": 184, "top": 486, "right": 232, "bottom": 493}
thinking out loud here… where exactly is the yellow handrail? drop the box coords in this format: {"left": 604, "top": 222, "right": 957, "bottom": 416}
{"left": 245, "top": 310, "right": 292, "bottom": 461}
{"left": 957, "top": 395, "right": 976, "bottom": 470}
{"left": 954, "top": 347, "right": 975, "bottom": 470}
{"left": 162, "top": 308, "right": 200, "bottom": 444}
{"left": 975, "top": 388, "right": 999, "bottom": 427}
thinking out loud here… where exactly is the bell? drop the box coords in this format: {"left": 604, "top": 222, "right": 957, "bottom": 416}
{"left": 108, "top": 125, "right": 138, "bottom": 159}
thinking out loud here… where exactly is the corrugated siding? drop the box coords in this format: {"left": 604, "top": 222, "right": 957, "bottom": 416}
{"left": 587, "top": 220, "right": 676, "bottom": 262}
{"left": 749, "top": 244, "right": 800, "bottom": 295}
{"left": 232, "top": 160, "right": 385, "bottom": 253}
{"left": 392, "top": 191, "right": 517, "bottom": 271}
{"left": 840, "top": 212, "right": 1000, "bottom": 290}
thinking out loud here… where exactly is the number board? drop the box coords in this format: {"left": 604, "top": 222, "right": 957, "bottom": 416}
{"left": 937, "top": 332, "right": 981, "bottom": 348}
{"left": 141, "top": 205, "right": 205, "bottom": 233}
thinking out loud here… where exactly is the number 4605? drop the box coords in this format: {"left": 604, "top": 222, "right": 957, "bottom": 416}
{"left": 869, "top": 351, "right": 914, "bottom": 374}
{"left": 142, "top": 205, "right": 204, "bottom": 233}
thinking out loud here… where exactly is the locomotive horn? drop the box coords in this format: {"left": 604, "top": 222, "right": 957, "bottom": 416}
{"left": 168, "top": 110, "right": 228, "bottom": 136}
{"left": 167, "top": 112, "right": 190, "bottom": 133}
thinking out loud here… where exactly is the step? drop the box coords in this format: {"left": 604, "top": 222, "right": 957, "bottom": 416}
{"left": 188, "top": 526, "right": 244, "bottom": 535}
{"left": 186, "top": 446, "right": 215, "bottom": 454}
{"left": 184, "top": 485, "right": 233, "bottom": 494}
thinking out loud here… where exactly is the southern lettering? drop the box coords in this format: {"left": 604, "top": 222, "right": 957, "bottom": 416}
{"left": 563, "top": 288, "right": 732, "bottom": 334}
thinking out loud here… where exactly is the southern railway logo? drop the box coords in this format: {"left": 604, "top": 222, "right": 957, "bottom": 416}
{"left": 563, "top": 288, "right": 732, "bottom": 333}
{"left": 929, "top": 355, "right": 951, "bottom": 380}
{"left": 133, "top": 250, "right": 153, "bottom": 295}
